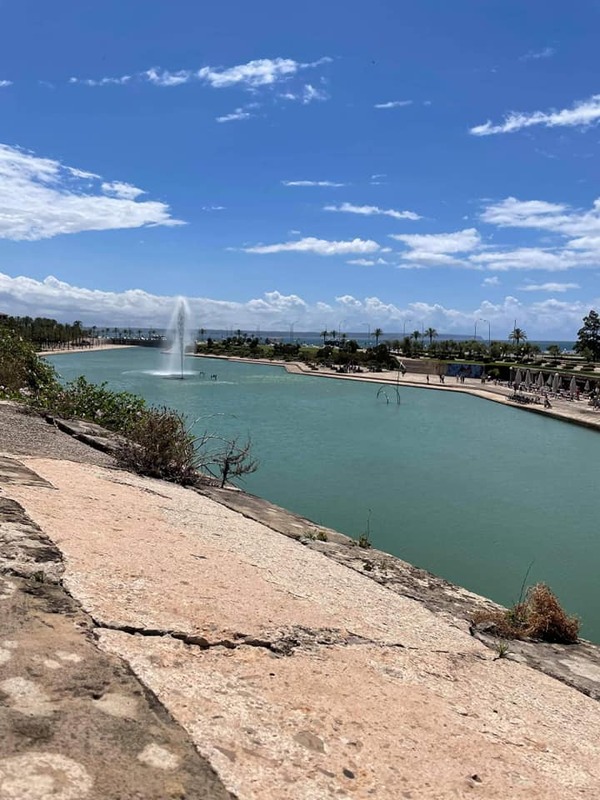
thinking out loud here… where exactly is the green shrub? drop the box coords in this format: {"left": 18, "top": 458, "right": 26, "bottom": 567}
{"left": 116, "top": 405, "right": 200, "bottom": 484}
{"left": 0, "top": 330, "right": 57, "bottom": 398}
{"left": 34, "top": 376, "right": 146, "bottom": 432}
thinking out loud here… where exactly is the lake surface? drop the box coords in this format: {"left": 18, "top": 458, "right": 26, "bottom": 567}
{"left": 49, "top": 347, "right": 600, "bottom": 640}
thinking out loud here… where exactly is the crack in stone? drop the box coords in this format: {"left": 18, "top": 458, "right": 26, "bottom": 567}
{"left": 92, "top": 621, "right": 410, "bottom": 656}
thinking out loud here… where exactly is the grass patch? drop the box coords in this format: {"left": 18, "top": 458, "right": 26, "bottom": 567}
{"left": 473, "top": 583, "right": 579, "bottom": 644}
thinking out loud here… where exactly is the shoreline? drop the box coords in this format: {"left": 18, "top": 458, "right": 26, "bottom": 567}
{"left": 40, "top": 343, "right": 136, "bottom": 356}
{"left": 192, "top": 353, "right": 600, "bottom": 433}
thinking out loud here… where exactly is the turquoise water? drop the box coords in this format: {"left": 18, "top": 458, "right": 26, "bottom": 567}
{"left": 49, "top": 348, "right": 600, "bottom": 640}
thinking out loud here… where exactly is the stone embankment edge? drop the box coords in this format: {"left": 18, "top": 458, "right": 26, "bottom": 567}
{"left": 192, "top": 353, "right": 600, "bottom": 433}
{"left": 21, "top": 409, "right": 600, "bottom": 703}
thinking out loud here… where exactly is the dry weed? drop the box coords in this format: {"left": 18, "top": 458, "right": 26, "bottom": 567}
{"left": 472, "top": 583, "right": 579, "bottom": 644}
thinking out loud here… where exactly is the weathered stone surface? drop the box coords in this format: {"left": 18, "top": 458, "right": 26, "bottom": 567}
{"left": 6, "top": 457, "right": 600, "bottom": 799}
{"left": 46, "top": 416, "right": 124, "bottom": 455}
{"left": 0, "top": 496, "right": 235, "bottom": 800}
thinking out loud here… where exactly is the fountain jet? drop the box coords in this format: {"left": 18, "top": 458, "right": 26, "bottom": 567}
{"left": 164, "top": 297, "right": 193, "bottom": 379}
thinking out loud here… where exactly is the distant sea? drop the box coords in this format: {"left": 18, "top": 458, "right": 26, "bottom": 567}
{"left": 127, "top": 328, "right": 575, "bottom": 351}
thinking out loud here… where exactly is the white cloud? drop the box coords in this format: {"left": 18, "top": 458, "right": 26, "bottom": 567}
{"left": 144, "top": 68, "right": 192, "bottom": 87}
{"left": 72, "top": 56, "right": 332, "bottom": 92}
{"left": 481, "top": 197, "right": 568, "bottom": 228}
{"left": 390, "top": 228, "right": 482, "bottom": 268}
{"left": 70, "top": 75, "right": 132, "bottom": 87}
{"left": 519, "top": 47, "right": 555, "bottom": 61}
{"left": 325, "top": 202, "right": 421, "bottom": 221}
{"left": 374, "top": 100, "right": 412, "bottom": 109}
{"left": 480, "top": 196, "right": 600, "bottom": 239}
{"left": 470, "top": 94, "right": 600, "bottom": 136}
{"left": 470, "top": 248, "right": 586, "bottom": 272}
{"left": 519, "top": 282, "right": 580, "bottom": 292}
{"left": 216, "top": 107, "right": 253, "bottom": 123}
{"left": 201, "top": 205, "right": 225, "bottom": 211}
{"left": 301, "top": 84, "right": 328, "bottom": 104}
{"left": 0, "top": 143, "right": 183, "bottom": 241}
{"left": 391, "top": 228, "right": 481, "bottom": 253}
{"left": 282, "top": 180, "right": 345, "bottom": 187}
{"left": 101, "top": 181, "right": 146, "bottom": 200}
{"left": 241, "top": 236, "right": 380, "bottom": 255}
{"left": 482, "top": 276, "right": 500, "bottom": 287}
{"left": 199, "top": 57, "right": 330, "bottom": 88}
{"left": 0, "top": 272, "right": 593, "bottom": 336}
{"left": 347, "top": 258, "right": 389, "bottom": 266}
{"left": 0, "top": 80, "right": 12, "bottom": 88}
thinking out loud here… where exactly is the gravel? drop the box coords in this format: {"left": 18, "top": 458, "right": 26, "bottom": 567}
{"left": 0, "top": 402, "right": 114, "bottom": 466}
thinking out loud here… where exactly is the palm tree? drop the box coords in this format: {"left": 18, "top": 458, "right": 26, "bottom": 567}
{"left": 373, "top": 327, "right": 383, "bottom": 346}
{"left": 320, "top": 329, "right": 329, "bottom": 345}
{"left": 411, "top": 330, "right": 421, "bottom": 343}
{"left": 425, "top": 327, "right": 437, "bottom": 347}
{"left": 509, "top": 327, "right": 527, "bottom": 346}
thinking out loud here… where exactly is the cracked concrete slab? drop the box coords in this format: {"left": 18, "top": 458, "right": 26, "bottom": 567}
{"left": 5, "top": 457, "right": 600, "bottom": 799}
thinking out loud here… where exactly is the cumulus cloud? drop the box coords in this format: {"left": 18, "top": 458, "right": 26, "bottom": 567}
{"left": 282, "top": 180, "right": 345, "bottom": 187}
{"left": 241, "top": 236, "right": 380, "bottom": 256}
{"left": 0, "top": 80, "right": 12, "bottom": 88}
{"left": 374, "top": 100, "right": 412, "bottom": 109}
{"left": 482, "top": 276, "right": 500, "bottom": 287}
{"left": 470, "top": 94, "right": 600, "bottom": 136}
{"left": 325, "top": 202, "right": 421, "bottom": 221}
{"left": 0, "top": 143, "right": 183, "bottom": 241}
{"left": 0, "top": 272, "right": 593, "bottom": 336}
{"left": 519, "top": 282, "right": 580, "bottom": 292}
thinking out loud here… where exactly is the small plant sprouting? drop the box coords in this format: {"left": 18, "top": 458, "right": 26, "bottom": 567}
{"left": 316, "top": 530, "right": 328, "bottom": 542}
{"left": 494, "top": 641, "right": 510, "bottom": 660}
{"left": 358, "top": 509, "right": 372, "bottom": 549}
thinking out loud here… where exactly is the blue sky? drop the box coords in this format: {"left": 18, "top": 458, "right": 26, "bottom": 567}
{"left": 1, "top": 0, "right": 599, "bottom": 337}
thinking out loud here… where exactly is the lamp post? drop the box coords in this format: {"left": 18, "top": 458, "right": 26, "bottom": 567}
{"left": 338, "top": 319, "right": 346, "bottom": 343}
{"left": 402, "top": 318, "right": 412, "bottom": 336}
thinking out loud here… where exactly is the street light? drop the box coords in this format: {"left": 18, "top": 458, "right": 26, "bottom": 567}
{"left": 402, "top": 318, "right": 412, "bottom": 336}
{"left": 360, "top": 322, "right": 371, "bottom": 345}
